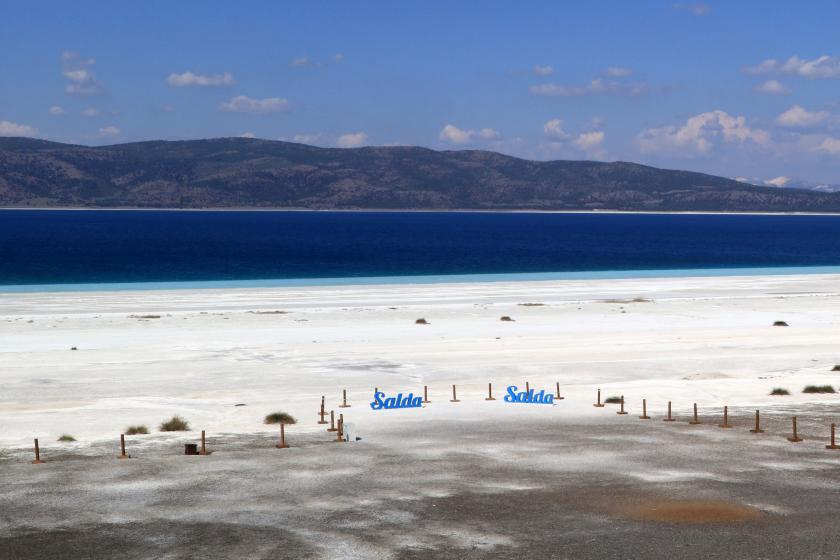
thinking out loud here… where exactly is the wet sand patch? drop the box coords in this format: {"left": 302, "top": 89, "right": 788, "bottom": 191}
{"left": 615, "top": 499, "right": 764, "bottom": 524}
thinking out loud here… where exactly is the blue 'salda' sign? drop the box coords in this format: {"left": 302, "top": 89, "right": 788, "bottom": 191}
{"left": 370, "top": 391, "right": 422, "bottom": 410}
{"left": 504, "top": 385, "right": 554, "bottom": 405}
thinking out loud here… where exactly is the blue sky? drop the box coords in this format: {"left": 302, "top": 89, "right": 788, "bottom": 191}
{"left": 2, "top": 1, "right": 840, "bottom": 184}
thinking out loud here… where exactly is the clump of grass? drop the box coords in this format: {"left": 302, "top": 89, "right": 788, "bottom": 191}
{"left": 773, "top": 321, "right": 789, "bottom": 327}
{"left": 125, "top": 425, "right": 149, "bottom": 435}
{"left": 159, "top": 415, "right": 190, "bottom": 432}
{"left": 803, "top": 385, "right": 835, "bottom": 394}
{"left": 57, "top": 434, "right": 76, "bottom": 442}
{"left": 500, "top": 316, "right": 515, "bottom": 322}
{"left": 832, "top": 365, "right": 840, "bottom": 372}
{"left": 264, "top": 412, "right": 297, "bottom": 425}
{"left": 604, "top": 396, "right": 622, "bottom": 404}
{"left": 770, "top": 388, "right": 790, "bottom": 396}
{"left": 415, "top": 318, "right": 428, "bottom": 325}
{"left": 517, "top": 303, "right": 544, "bottom": 307}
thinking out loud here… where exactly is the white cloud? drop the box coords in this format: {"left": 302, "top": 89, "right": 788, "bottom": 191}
{"left": 543, "top": 119, "right": 567, "bottom": 139}
{"left": 744, "top": 55, "right": 840, "bottom": 79}
{"left": 240, "top": 132, "right": 256, "bottom": 138}
{"left": 478, "top": 128, "right": 500, "bottom": 140}
{"left": 575, "top": 131, "right": 605, "bottom": 150}
{"left": 530, "top": 78, "right": 647, "bottom": 97}
{"left": 61, "top": 51, "right": 103, "bottom": 95}
{"left": 291, "top": 133, "right": 324, "bottom": 145}
{"left": 98, "top": 126, "right": 120, "bottom": 137}
{"left": 332, "top": 53, "right": 345, "bottom": 63}
{"left": 765, "top": 176, "right": 791, "bottom": 187}
{"left": 754, "top": 79, "right": 790, "bottom": 95}
{"left": 0, "top": 120, "right": 38, "bottom": 137}
{"left": 291, "top": 56, "right": 311, "bottom": 67}
{"left": 672, "top": 2, "right": 711, "bottom": 15}
{"left": 336, "top": 132, "right": 368, "bottom": 148}
{"left": 776, "top": 105, "right": 829, "bottom": 128}
{"left": 636, "top": 110, "right": 770, "bottom": 156}
{"left": 48, "top": 105, "right": 65, "bottom": 115}
{"left": 816, "top": 137, "right": 840, "bottom": 155}
{"left": 218, "top": 95, "right": 290, "bottom": 113}
{"left": 605, "top": 66, "right": 632, "bottom": 77}
{"left": 167, "top": 71, "right": 234, "bottom": 87}
{"left": 82, "top": 107, "right": 100, "bottom": 117}
{"left": 439, "top": 124, "right": 474, "bottom": 145}
{"left": 533, "top": 64, "right": 554, "bottom": 76}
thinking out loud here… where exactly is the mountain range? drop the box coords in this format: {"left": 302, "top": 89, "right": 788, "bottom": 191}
{"left": 2, "top": 136, "right": 840, "bottom": 212}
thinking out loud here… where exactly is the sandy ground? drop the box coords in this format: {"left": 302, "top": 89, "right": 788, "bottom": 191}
{"left": 2, "top": 274, "right": 840, "bottom": 558}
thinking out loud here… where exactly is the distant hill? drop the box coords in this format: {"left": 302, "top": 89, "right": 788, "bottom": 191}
{"left": 2, "top": 136, "right": 840, "bottom": 212}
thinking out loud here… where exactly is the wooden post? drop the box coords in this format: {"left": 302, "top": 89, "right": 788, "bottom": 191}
{"left": 593, "top": 389, "right": 605, "bottom": 408}
{"left": 639, "top": 399, "right": 650, "bottom": 419}
{"left": 486, "top": 382, "right": 495, "bottom": 401}
{"left": 118, "top": 434, "right": 128, "bottom": 459}
{"left": 335, "top": 414, "right": 345, "bottom": 442}
{"left": 663, "top": 401, "right": 675, "bottom": 422}
{"left": 200, "top": 430, "right": 207, "bottom": 455}
{"left": 719, "top": 406, "right": 733, "bottom": 428}
{"left": 339, "top": 389, "right": 350, "bottom": 408}
{"left": 787, "top": 416, "right": 803, "bottom": 442}
{"left": 525, "top": 381, "right": 530, "bottom": 394}
{"left": 555, "top": 382, "right": 564, "bottom": 400}
{"left": 689, "top": 403, "right": 701, "bottom": 425}
{"left": 318, "top": 396, "right": 328, "bottom": 424}
{"left": 617, "top": 395, "right": 628, "bottom": 415}
{"left": 450, "top": 384, "right": 460, "bottom": 403}
{"left": 826, "top": 423, "right": 839, "bottom": 450}
{"left": 749, "top": 410, "right": 764, "bottom": 434}
{"left": 276, "top": 423, "right": 289, "bottom": 449}
{"left": 328, "top": 410, "right": 338, "bottom": 432}
{"left": 422, "top": 385, "right": 430, "bottom": 404}
{"left": 31, "top": 438, "right": 44, "bottom": 464}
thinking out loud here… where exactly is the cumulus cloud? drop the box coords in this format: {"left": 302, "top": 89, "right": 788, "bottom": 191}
{"left": 48, "top": 105, "right": 65, "bottom": 116}
{"left": 290, "top": 56, "right": 311, "bottom": 67}
{"left": 575, "top": 131, "right": 605, "bottom": 150}
{"left": 765, "top": 176, "right": 791, "bottom": 187}
{"left": 336, "top": 132, "right": 368, "bottom": 148}
{"left": 605, "top": 66, "right": 632, "bottom": 77}
{"left": 776, "top": 105, "right": 829, "bottom": 128}
{"left": 98, "top": 126, "right": 120, "bottom": 137}
{"left": 167, "top": 71, "right": 234, "bottom": 87}
{"left": 332, "top": 53, "right": 345, "bottom": 63}
{"left": 240, "top": 132, "right": 256, "bottom": 138}
{"left": 636, "top": 110, "right": 770, "bottom": 156}
{"left": 61, "top": 51, "right": 103, "bottom": 95}
{"left": 530, "top": 78, "right": 647, "bottom": 97}
{"left": 816, "top": 137, "right": 840, "bottom": 155}
{"left": 438, "top": 124, "right": 500, "bottom": 145}
{"left": 672, "top": 2, "right": 711, "bottom": 15}
{"left": 0, "top": 120, "right": 38, "bottom": 137}
{"left": 754, "top": 79, "right": 790, "bottom": 95}
{"left": 82, "top": 107, "right": 100, "bottom": 117}
{"left": 543, "top": 119, "right": 568, "bottom": 139}
{"left": 218, "top": 95, "right": 290, "bottom": 113}
{"left": 744, "top": 55, "right": 840, "bottom": 79}
{"left": 290, "top": 133, "right": 324, "bottom": 145}
{"left": 533, "top": 64, "right": 554, "bottom": 76}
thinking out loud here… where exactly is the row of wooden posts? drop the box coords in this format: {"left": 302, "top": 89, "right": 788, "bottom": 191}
{"left": 592, "top": 388, "right": 840, "bottom": 449}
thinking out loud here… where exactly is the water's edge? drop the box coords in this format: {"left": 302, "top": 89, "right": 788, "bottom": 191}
{"left": 4, "top": 265, "right": 840, "bottom": 294}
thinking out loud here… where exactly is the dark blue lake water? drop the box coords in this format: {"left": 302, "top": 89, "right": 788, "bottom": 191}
{"left": 2, "top": 210, "right": 840, "bottom": 289}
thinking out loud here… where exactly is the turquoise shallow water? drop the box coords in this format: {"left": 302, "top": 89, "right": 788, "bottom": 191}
{"left": 4, "top": 266, "right": 840, "bottom": 293}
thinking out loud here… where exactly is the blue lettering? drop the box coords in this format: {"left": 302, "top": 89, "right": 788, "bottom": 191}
{"left": 504, "top": 385, "right": 554, "bottom": 405}
{"left": 370, "top": 390, "right": 423, "bottom": 410}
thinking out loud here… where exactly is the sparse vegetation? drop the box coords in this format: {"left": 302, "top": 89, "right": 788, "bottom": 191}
{"left": 57, "top": 434, "right": 76, "bottom": 442}
{"left": 604, "top": 396, "right": 622, "bottom": 404}
{"left": 517, "top": 303, "right": 544, "bottom": 307}
{"left": 125, "top": 425, "right": 149, "bottom": 435}
{"left": 803, "top": 385, "right": 835, "bottom": 394}
{"left": 832, "top": 365, "right": 840, "bottom": 372}
{"left": 159, "top": 415, "right": 190, "bottom": 432}
{"left": 770, "top": 388, "right": 790, "bottom": 396}
{"left": 500, "top": 316, "right": 515, "bottom": 322}
{"left": 773, "top": 321, "right": 789, "bottom": 327}
{"left": 415, "top": 318, "right": 428, "bottom": 325}
{"left": 264, "top": 412, "right": 297, "bottom": 425}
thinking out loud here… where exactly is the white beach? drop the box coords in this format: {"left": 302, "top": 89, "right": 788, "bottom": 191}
{"left": 2, "top": 273, "right": 839, "bottom": 449}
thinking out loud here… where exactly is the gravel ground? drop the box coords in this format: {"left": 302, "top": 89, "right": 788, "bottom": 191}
{"left": 3, "top": 405, "right": 840, "bottom": 559}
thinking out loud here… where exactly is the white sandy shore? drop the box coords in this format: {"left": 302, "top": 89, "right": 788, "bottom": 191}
{"left": 2, "top": 274, "right": 840, "bottom": 449}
